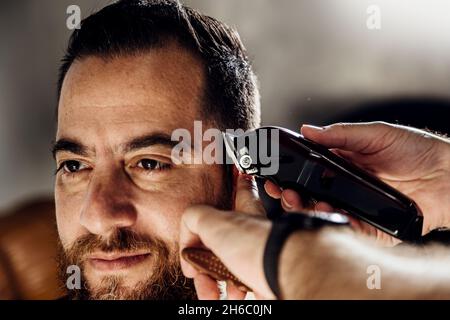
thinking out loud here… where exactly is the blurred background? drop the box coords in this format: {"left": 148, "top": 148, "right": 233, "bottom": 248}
{"left": 1, "top": 0, "right": 450, "bottom": 211}
{"left": 1, "top": 0, "right": 450, "bottom": 300}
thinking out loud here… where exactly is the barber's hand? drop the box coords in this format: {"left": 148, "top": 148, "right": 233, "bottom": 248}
{"left": 265, "top": 122, "right": 450, "bottom": 246}
{"left": 180, "top": 174, "right": 276, "bottom": 300}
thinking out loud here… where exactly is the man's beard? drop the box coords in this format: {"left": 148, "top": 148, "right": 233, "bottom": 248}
{"left": 57, "top": 229, "right": 197, "bottom": 300}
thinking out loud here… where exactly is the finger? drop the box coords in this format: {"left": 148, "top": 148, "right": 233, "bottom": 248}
{"left": 180, "top": 208, "right": 206, "bottom": 278}
{"left": 314, "top": 201, "right": 333, "bottom": 213}
{"left": 301, "top": 122, "right": 393, "bottom": 153}
{"left": 180, "top": 205, "right": 229, "bottom": 257}
{"left": 332, "top": 148, "right": 377, "bottom": 169}
{"left": 341, "top": 213, "right": 362, "bottom": 230}
{"left": 181, "top": 205, "right": 274, "bottom": 297}
{"left": 180, "top": 254, "right": 200, "bottom": 279}
{"left": 194, "top": 274, "right": 221, "bottom": 300}
{"left": 234, "top": 174, "right": 266, "bottom": 215}
{"left": 179, "top": 243, "right": 200, "bottom": 279}
{"left": 358, "top": 220, "right": 380, "bottom": 238}
{"left": 181, "top": 205, "right": 260, "bottom": 261}
{"left": 254, "top": 292, "right": 273, "bottom": 300}
{"left": 343, "top": 215, "right": 378, "bottom": 239}
{"left": 331, "top": 148, "right": 354, "bottom": 160}
{"left": 226, "top": 282, "right": 247, "bottom": 300}
{"left": 264, "top": 180, "right": 282, "bottom": 199}
{"left": 280, "top": 189, "right": 304, "bottom": 212}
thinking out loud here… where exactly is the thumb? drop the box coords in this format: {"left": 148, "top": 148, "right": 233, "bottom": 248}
{"left": 234, "top": 174, "right": 266, "bottom": 216}
{"left": 301, "top": 122, "right": 396, "bottom": 153}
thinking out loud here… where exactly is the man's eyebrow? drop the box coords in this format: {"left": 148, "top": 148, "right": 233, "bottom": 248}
{"left": 51, "top": 139, "right": 89, "bottom": 159}
{"left": 122, "top": 133, "right": 183, "bottom": 153}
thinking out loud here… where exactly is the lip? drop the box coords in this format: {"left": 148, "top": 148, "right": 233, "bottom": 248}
{"left": 87, "top": 251, "right": 151, "bottom": 271}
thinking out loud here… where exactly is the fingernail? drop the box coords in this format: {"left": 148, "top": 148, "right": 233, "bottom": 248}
{"left": 281, "top": 193, "right": 293, "bottom": 209}
{"left": 303, "top": 124, "right": 325, "bottom": 131}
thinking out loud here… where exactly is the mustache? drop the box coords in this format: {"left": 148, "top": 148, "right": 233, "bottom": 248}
{"left": 64, "top": 229, "right": 169, "bottom": 264}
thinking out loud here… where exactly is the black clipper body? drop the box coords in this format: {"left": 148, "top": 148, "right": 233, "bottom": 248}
{"left": 223, "top": 126, "right": 423, "bottom": 242}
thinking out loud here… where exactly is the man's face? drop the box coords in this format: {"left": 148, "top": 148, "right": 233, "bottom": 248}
{"left": 54, "top": 44, "right": 229, "bottom": 299}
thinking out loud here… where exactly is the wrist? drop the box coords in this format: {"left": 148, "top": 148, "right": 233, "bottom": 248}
{"left": 277, "top": 229, "right": 320, "bottom": 299}
{"left": 278, "top": 227, "right": 355, "bottom": 299}
{"left": 265, "top": 213, "right": 349, "bottom": 299}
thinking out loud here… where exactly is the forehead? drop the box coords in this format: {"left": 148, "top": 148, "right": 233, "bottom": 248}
{"left": 57, "top": 45, "right": 205, "bottom": 143}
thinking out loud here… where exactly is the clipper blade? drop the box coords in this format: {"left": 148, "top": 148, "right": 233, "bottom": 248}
{"left": 222, "top": 132, "right": 244, "bottom": 173}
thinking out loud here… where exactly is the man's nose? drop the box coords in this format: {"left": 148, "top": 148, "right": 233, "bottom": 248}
{"left": 79, "top": 168, "right": 137, "bottom": 237}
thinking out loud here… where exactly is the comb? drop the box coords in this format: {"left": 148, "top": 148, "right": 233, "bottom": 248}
{"left": 181, "top": 247, "right": 250, "bottom": 292}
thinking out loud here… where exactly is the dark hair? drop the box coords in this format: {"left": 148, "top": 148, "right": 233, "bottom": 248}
{"left": 58, "top": 0, "right": 260, "bottom": 130}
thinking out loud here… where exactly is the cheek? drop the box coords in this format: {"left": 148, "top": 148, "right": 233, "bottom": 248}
{"left": 135, "top": 190, "right": 198, "bottom": 245}
{"left": 54, "top": 185, "right": 85, "bottom": 247}
{"left": 134, "top": 167, "right": 224, "bottom": 244}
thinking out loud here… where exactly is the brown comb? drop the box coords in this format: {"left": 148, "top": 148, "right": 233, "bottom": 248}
{"left": 181, "top": 247, "right": 251, "bottom": 292}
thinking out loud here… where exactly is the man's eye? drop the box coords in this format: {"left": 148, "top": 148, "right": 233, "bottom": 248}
{"left": 57, "top": 160, "right": 87, "bottom": 174}
{"left": 137, "top": 159, "right": 171, "bottom": 171}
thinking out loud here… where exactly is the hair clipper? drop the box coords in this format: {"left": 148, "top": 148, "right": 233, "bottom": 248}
{"left": 222, "top": 126, "right": 423, "bottom": 242}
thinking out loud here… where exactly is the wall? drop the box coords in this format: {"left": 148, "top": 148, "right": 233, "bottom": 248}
{"left": 1, "top": 0, "right": 449, "bottom": 211}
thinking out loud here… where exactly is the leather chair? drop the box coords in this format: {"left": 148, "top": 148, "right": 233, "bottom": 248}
{"left": 0, "top": 198, "right": 64, "bottom": 300}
